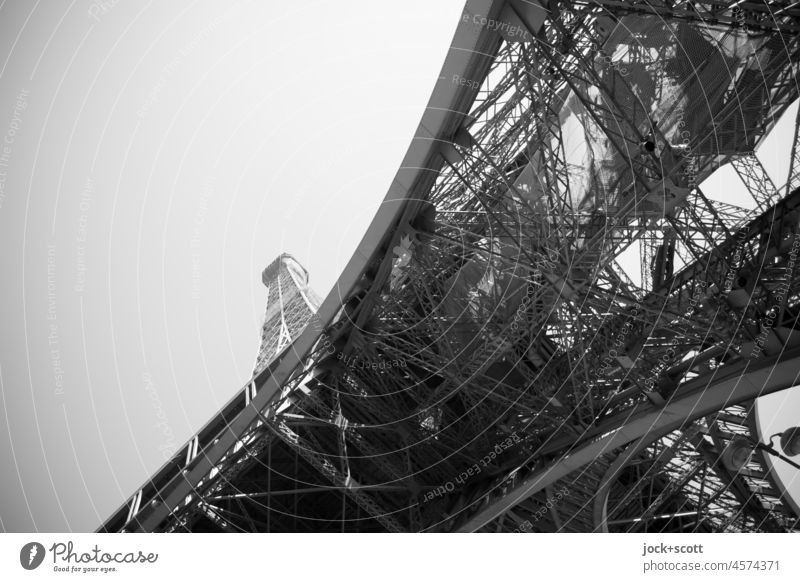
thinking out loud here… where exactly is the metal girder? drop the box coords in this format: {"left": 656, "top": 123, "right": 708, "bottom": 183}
{"left": 592, "top": 414, "right": 788, "bottom": 534}
{"left": 266, "top": 421, "right": 405, "bottom": 532}
{"left": 99, "top": 0, "right": 800, "bottom": 534}
{"left": 584, "top": 0, "right": 800, "bottom": 33}
{"left": 97, "top": 0, "right": 502, "bottom": 534}
{"left": 547, "top": 186, "right": 800, "bottom": 436}
{"left": 456, "top": 347, "right": 800, "bottom": 531}
{"left": 732, "top": 153, "right": 781, "bottom": 212}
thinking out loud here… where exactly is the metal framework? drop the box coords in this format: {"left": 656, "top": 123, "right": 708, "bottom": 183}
{"left": 99, "top": 0, "right": 800, "bottom": 533}
{"left": 253, "top": 253, "right": 321, "bottom": 375}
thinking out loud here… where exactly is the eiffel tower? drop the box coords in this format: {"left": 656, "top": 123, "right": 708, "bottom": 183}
{"left": 253, "top": 253, "right": 321, "bottom": 376}
{"left": 100, "top": 0, "right": 800, "bottom": 533}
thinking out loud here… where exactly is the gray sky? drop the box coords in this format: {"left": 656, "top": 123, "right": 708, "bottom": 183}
{"left": 1, "top": 0, "right": 797, "bottom": 533}
{"left": 0, "top": 0, "right": 464, "bottom": 532}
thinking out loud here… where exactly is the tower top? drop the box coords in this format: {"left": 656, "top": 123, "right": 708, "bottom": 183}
{"left": 262, "top": 252, "right": 310, "bottom": 288}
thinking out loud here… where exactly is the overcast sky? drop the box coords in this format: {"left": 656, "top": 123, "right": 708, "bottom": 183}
{"left": 0, "top": 1, "right": 797, "bottom": 533}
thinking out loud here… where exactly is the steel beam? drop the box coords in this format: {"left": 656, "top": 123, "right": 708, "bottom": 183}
{"left": 456, "top": 347, "right": 800, "bottom": 531}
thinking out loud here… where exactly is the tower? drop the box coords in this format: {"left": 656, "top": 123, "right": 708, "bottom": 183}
{"left": 99, "top": 0, "right": 800, "bottom": 533}
{"left": 253, "top": 253, "right": 321, "bottom": 375}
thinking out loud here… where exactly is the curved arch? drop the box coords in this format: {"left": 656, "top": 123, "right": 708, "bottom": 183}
{"left": 592, "top": 439, "right": 649, "bottom": 533}
{"left": 458, "top": 348, "right": 800, "bottom": 532}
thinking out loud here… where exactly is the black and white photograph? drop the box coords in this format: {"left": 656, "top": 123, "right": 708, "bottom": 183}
{"left": 1, "top": 1, "right": 800, "bottom": 579}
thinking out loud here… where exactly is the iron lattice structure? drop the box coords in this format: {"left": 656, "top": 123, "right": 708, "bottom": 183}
{"left": 253, "top": 253, "right": 321, "bottom": 376}
{"left": 101, "top": 0, "right": 800, "bottom": 533}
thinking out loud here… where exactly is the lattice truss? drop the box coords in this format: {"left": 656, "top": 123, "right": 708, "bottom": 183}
{"left": 101, "top": 0, "right": 800, "bottom": 533}
{"left": 253, "top": 254, "right": 321, "bottom": 376}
